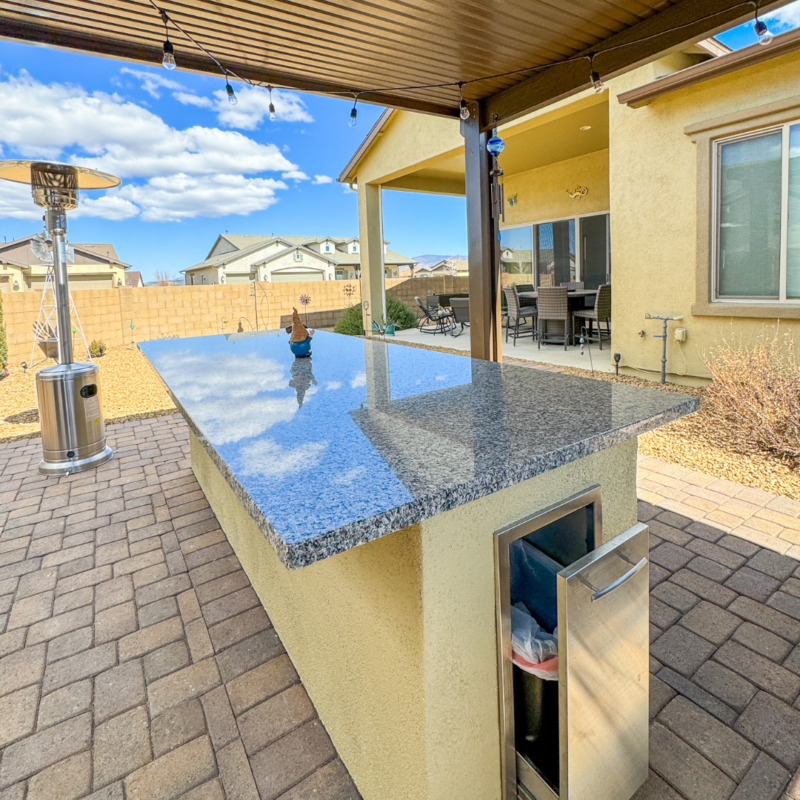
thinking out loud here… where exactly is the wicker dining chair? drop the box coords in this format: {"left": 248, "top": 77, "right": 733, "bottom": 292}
{"left": 560, "top": 281, "right": 585, "bottom": 291}
{"left": 536, "top": 286, "right": 569, "bottom": 350}
{"left": 572, "top": 283, "right": 611, "bottom": 349}
{"left": 502, "top": 286, "right": 535, "bottom": 346}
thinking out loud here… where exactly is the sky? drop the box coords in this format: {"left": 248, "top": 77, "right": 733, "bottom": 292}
{"left": 0, "top": 2, "right": 799, "bottom": 282}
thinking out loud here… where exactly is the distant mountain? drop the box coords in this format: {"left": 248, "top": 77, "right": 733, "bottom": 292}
{"left": 412, "top": 254, "right": 467, "bottom": 269}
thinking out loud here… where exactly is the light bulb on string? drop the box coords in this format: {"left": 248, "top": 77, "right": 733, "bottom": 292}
{"left": 589, "top": 55, "right": 605, "bottom": 94}
{"left": 458, "top": 83, "right": 470, "bottom": 121}
{"left": 162, "top": 40, "right": 176, "bottom": 70}
{"left": 268, "top": 85, "right": 277, "bottom": 122}
{"left": 159, "top": 8, "right": 176, "bottom": 70}
{"left": 349, "top": 95, "right": 358, "bottom": 127}
{"left": 226, "top": 78, "right": 237, "bottom": 105}
{"left": 749, "top": 1, "right": 773, "bottom": 45}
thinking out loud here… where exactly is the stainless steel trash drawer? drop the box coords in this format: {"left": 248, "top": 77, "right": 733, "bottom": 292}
{"left": 497, "top": 492, "right": 649, "bottom": 800}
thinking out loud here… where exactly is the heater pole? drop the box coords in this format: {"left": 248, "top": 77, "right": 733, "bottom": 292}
{"left": 48, "top": 208, "right": 73, "bottom": 366}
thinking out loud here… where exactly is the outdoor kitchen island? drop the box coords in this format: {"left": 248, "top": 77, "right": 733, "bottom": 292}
{"left": 140, "top": 330, "right": 698, "bottom": 800}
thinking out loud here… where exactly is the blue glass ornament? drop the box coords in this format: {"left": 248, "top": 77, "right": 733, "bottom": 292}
{"left": 487, "top": 136, "right": 505, "bottom": 155}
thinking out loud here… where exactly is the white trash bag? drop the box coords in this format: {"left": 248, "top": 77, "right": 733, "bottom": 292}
{"left": 511, "top": 602, "right": 559, "bottom": 681}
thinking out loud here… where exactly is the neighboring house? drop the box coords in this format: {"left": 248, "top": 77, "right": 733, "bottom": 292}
{"left": 182, "top": 235, "right": 415, "bottom": 285}
{"left": 340, "top": 32, "right": 800, "bottom": 379}
{"left": 125, "top": 271, "right": 144, "bottom": 288}
{"left": 0, "top": 236, "right": 131, "bottom": 292}
{"left": 417, "top": 258, "right": 469, "bottom": 278}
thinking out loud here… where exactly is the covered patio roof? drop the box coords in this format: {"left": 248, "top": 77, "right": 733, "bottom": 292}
{"left": 0, "top": 0, "right": 793, "bottom": 130}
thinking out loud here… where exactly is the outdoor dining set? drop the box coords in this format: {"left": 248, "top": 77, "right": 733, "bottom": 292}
{"left": 415, "top": 283, "right": 612, "bottom": 349}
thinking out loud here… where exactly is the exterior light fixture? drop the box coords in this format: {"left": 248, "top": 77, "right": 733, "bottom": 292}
{"left": 226, "top": 79, "right": 237, "bottom": 105}
{"left": 754, "top": 17, "right": 773, "bottom": 45}
{"left": 458, "top": 83, "right": 470, "bottom": 121}
{"left": 268, "top": 85, "right": 277, "bottom": 122}
{"left": 12, "top": 279, "right": 19, "bottom": 290}
{"left": 349, "top": 95, "right": 359, "bottom": 127}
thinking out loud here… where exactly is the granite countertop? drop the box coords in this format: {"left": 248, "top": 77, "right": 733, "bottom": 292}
{"left": 140, "top": 330, "right": 698, "bottom": 569}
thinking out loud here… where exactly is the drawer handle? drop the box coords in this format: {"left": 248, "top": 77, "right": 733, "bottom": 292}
{"left": 588, "top": 557, "right": 647, "bottom": 602}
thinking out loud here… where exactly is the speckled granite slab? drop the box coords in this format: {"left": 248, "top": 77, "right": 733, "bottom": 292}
{"left": 140, "top": 330, "right": 698, "bottom": 569}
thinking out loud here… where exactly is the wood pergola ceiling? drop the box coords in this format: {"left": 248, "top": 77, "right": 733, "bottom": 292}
{"left": 0, "top": 0, "right": 793, "bottom": 129}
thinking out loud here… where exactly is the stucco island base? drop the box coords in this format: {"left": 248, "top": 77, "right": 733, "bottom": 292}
{"left": 190, "top": 432, "right": 639, "bottom": 800}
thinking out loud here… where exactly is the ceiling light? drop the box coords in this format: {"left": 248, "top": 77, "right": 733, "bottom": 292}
{"left": 580, "top": 125, "right": 592, "bottom": 131}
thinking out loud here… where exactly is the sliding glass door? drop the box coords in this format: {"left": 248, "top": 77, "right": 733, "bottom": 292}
{"left": 500, "top": 213, "right": 610, "bottom": 289}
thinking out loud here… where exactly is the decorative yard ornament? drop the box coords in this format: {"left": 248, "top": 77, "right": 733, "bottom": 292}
{"left": 487, "top": 135, "right": 505, "bottom": 222}
{"left": 298, "top": 293, "right": 311, "bottom": 323}
{"left": 288, "top": 307, "right": 314, "bottom": 358}
{"left": 0, "top": 160, "right": 120, "bottom": 475}
{"left": 486, "top": 136, "right": 505, "bottom": 155}
{"left": 507, "top": 194, "right": 518, "bottom": 207}
{"left": 567, "top": 186, "right": 588, "bottom": 201}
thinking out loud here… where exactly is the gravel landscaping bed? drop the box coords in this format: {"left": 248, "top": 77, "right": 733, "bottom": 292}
{"left": 0, "top": 344, "right": 175, "bottom": 442}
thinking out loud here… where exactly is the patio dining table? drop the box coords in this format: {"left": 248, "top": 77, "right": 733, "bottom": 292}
{"left": 517, "top": 289, "right": 598, "bottom": 345}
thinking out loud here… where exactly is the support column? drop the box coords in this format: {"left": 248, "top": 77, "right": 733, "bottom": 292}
{"left": 358, "top": 182, "right": 386, "bottom": 336}
{"left": 464, "top": 103, "right": 502, "bottom": 362}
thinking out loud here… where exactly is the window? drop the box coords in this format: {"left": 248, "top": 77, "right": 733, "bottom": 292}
{"left": 500, "top": 214, "right": 609, "bottom": 289}
{"left": 715, "top": 123, "right": 800, "bottom": 301}
{"left": 293, "top": 251, "right": 303, "bottom": 262}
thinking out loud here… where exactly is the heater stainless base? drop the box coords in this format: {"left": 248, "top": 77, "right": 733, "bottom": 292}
{"left": 39, "top": 445, "right": 113, "bottom": 476}
{"left": 36, "top": 363, "right": 113, "bottom": 477}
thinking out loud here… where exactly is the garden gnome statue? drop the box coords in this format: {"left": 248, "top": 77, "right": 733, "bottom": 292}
{"left": 289, "top": 308, "right": 314, "bottom": 357}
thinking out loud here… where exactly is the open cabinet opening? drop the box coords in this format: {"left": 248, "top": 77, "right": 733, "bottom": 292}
{"left": 495, "top": 487, "right": 650, "bottom": 800}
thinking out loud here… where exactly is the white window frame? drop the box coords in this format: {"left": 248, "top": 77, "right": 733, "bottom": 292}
{"left": 500, "top": 211, "right": 610, "bottom": 287}
{"left": 712, "top": 122, "right": 800, "bottom": 304}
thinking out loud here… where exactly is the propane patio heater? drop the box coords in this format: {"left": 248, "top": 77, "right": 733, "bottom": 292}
{"left": 0, "top": 161, "right": 120, "bottom": 475}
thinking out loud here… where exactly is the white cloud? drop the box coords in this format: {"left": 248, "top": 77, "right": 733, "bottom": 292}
{"left": 174, "top": 92, "right": 214, "bottom": 109}
{"left": 74, "top": 194, "right": 140, "bottom": 221}
{"left": 118, "top": 173, "right": 286, "bottom": 221}
{"left": 0, "top": 70, "right": 308, "bottom": 222}
{"left": 282, "top": 170, "right": 309, "bottom": 181}
{"left": 238, "top": 438, "right": 328, "bottom": 477}
{"left": 213, "top": 85, "right": 313, "bottom": 130}
{"left": 325, "top": 381, "right": 342, "bottom": 390}
{"left": 350, "top": 372, "right": 366, "bottom": 388}
{"left": 312, "top": 175, "right": 333, "bottom": 184}
{"left": 766, "top": 0, "right": 800, "bottom": 29}
{"left": 120, "top": 67, "right": 183, "bottom": 98}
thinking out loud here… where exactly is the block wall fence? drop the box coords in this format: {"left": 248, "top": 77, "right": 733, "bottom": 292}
{"left": 1, "top": 276, "right": 471, "bottom": 364}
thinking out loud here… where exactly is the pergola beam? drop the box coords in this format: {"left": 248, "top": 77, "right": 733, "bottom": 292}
{"left": 0, "top": 16, "right": 457, "bottom": 119}
{"left": 481, "top": 0, "right": 795, "bottom": 130}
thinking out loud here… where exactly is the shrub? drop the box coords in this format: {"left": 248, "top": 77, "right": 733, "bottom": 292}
{"left": 333, "top": 295, "right": 417, "bottom": 336}
{"left": 702, "top": 327, "right": 800, "bottom": 467}
{"left": 0, "top": 292, "right": 6, "bottom": 367}
{"left": 89, "top": 339, "right": 105, "bottom": 358}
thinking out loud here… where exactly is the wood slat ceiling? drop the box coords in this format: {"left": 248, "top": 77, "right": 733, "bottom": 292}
{"left": 0, "top": 0, "right": 793, "bottom": 127}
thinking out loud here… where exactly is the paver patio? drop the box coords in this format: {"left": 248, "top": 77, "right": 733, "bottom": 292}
{"left": 1, "top": 414, "right": 800, "bottom": 800}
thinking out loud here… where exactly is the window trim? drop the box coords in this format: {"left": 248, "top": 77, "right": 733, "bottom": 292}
{"left": 689, "top": 94, "right": 800, "bottom": 319}
{"left": 499, "top": 211, "right": 610, "bottom": 287}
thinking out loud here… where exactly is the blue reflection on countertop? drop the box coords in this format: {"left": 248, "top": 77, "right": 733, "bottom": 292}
{"left": 140, "top": 331, "right": 472, "bottom": 545}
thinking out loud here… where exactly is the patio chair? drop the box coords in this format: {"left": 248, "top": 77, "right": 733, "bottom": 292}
{"left": 449, "top": 297, "right": 470, "bottom": 337}
{"left": 514, "top": 283, "right": 536, "bottom": 309}
{"left": 560, "top": 281, "right": 584, "bottom": 291}
{"left": 425, "top": 295, "right": 441, "bottom": 312}
{"left": 572, "top": 283, "right": 611, "bottom": 350}
{"left": 536, "top": 286, "right": 569, "bottom": 351}
{"left": 415, "top": 296, "right": 453, "bottom": 335}
{"left": 502, "top": 286, "right": 535, "bottom": 347}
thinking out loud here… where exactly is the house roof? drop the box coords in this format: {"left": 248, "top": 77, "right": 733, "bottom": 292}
{"left": 185, "top": 235, "right": 415, "bottom": 274}
{"left": 0, "top": 0, "right": 772, "bottom": 130}
{"left": 0, "top": 235, "right": 129, "bottom": 268}
{"left": 125, "top": 271, "right": 143, "bottom": 287}
{"left": 618, "top": 27, "right": 800, "bottom": 108}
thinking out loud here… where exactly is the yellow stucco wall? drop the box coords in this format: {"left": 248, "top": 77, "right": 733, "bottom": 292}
{"left": 502, "top": 148, "right": 609, "bottom": 227}
{"left": 191, "top": 431, "right": 638, "bottom": 800}
{"left": 608, "top": 52, "right": 800, "bottom": 378}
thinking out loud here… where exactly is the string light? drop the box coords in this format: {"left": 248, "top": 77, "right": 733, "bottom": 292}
{"left": 349, "top": 95, "right": 358, "bottom": 127}
{"left": 226, "top": 77, "right": 237, "bottom": 105}
{"left": 159, "top": 9, "right": 176, "bottom": 70}
{"left": 458, "top": 83, "right": 470, "bottom": 120}
{"left": 589, "top": 54, "right": 605, "bottom": 94}
{"left": 268, "top": 85, "right": 277, "bottom": 122}
{"left": 750, "top": 2, "right": 773, "bottom": 45}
